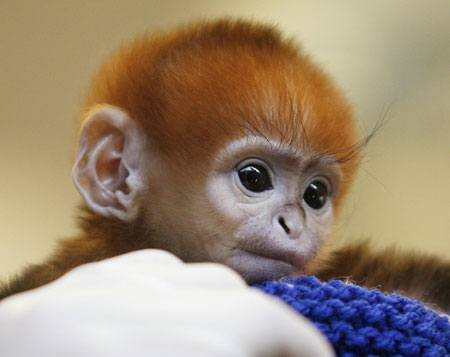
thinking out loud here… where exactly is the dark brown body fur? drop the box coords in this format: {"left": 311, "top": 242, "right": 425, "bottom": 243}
{"left": 0, "top": 212, "right": 133, "bottom": 299}
{"left": 314, "top": 241, "right": 450, "bottom": 311}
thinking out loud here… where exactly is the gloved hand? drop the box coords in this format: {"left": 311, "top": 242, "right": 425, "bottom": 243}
{"left": 0, "top": 249, "right": 333, "bottom": 356}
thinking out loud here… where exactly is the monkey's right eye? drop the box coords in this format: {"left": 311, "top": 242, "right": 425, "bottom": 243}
{"left": 238, "top": 165, "right": 273, "bottom": 193}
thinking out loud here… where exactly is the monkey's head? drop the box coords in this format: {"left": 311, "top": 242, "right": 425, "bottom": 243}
{"left": 72, "top": 20, "right": 360, "bottom": 283}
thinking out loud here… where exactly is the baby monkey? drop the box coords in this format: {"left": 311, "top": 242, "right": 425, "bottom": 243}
{"left": 1, "top": 19, "right": 448, "bottom": 310}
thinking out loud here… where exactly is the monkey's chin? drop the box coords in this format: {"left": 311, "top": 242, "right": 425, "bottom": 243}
{"left": 225, "top": 251, "right": 306, "bottom": 284}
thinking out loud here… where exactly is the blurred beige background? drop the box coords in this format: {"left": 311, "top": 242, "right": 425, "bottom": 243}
{"left": 1, "top": 1, "right": 449, "bottom": 280}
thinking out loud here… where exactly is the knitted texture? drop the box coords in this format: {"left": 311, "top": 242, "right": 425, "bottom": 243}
{"left": 255, "top": 276, "right": 450, "bottom": 356}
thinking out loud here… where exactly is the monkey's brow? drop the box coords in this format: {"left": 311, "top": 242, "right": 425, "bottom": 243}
{"left": 303, "top": 153, "right": 339, "bottom": 171}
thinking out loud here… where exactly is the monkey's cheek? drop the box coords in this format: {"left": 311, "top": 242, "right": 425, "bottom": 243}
{"left": 225, "top": 253, "right": 304, "bottom": 284}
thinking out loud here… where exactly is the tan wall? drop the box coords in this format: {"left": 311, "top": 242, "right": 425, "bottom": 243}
{"left": 1, "top": 1, "right": 449, "bottom": 279}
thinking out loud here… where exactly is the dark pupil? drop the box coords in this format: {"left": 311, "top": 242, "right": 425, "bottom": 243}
{"left": 303, "top": 181, "right": 328, "bottom": 209}
{"left": 238, "top": 165, "right": 272, "bottom": 192}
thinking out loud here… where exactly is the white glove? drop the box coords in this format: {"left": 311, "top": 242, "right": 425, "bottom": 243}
{"left": 0, "top": 249, "right": 333, "bottom": 357}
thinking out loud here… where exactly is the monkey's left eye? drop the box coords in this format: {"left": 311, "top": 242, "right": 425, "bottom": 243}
{"left": 238, "top": 165, "right": 273, "bottom": 192}
{"left": 303, "top": 180, "right": 329, "bottom": 210}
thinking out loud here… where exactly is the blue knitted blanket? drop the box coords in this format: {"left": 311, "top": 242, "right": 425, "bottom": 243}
{"left": 255, "top": 276, "right": 450, "bottom": 356}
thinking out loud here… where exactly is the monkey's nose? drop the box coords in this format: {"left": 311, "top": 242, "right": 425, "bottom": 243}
{"left": 278, "top": 217, "right": 291, "bottom": 235}
{"left": 274, "top": 209, "right": 302, "bottom": 239}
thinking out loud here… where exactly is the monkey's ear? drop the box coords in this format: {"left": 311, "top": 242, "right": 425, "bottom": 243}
{"left": 72, "top": 105, "right": 147, "bottom": 221}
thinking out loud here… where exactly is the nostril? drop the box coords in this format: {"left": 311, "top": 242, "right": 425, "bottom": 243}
{"left": 278, "top": 217, "right": 290, "bottom": 235}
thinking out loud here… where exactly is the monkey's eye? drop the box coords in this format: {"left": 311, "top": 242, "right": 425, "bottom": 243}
{"left": 303, "top": 180, "right": 329, "bottom": 209}
{"left": 238, "top": 165, "right": 273, "bottom": 192}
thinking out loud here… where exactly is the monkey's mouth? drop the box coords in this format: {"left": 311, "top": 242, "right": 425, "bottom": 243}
{"left": 224, "top": 243, "right": 311, "bottom": 283}
{"left": 240, "top": 247, "right": 309, "bottom": 271}
{"left": 228, "top": 247, "right": 308, "bottom": 283}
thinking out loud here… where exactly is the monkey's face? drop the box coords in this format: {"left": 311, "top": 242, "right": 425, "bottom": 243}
{"left": 199, "top": 136, "right": 341, "bottom": 283}
{"left": 136, "top": 134, "right": 341, "bottom": 284}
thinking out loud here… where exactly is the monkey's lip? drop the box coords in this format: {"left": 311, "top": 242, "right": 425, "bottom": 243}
{"left": 239, "top": 246, "right": 308, "bottom": 270}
